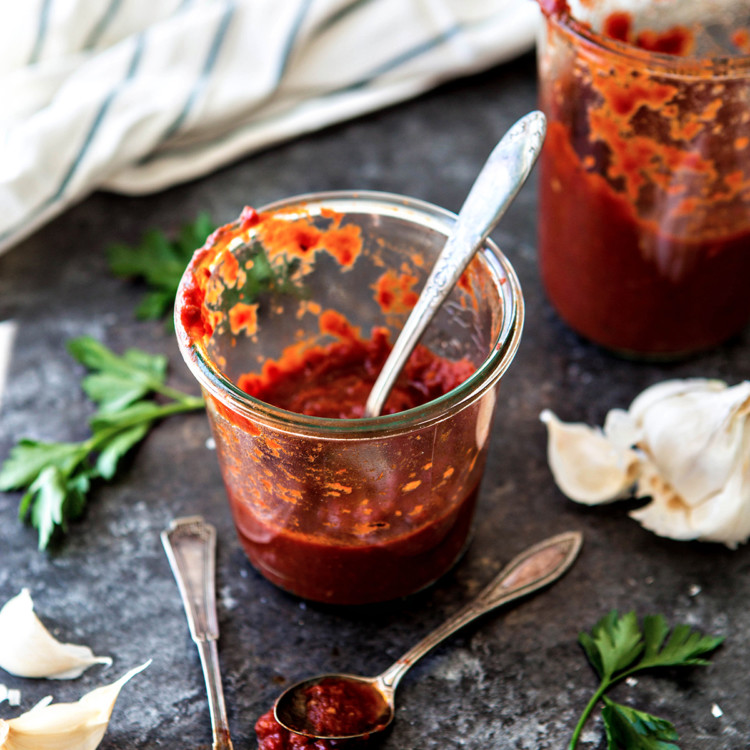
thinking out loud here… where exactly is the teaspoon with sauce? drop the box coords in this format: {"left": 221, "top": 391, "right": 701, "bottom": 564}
{"left": 274, "top": 530, "right": 583, "bottom": 741}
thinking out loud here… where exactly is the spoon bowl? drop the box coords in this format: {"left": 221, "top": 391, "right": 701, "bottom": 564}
{"left": 274, "top": 530, "right": 582, "bottom": 741}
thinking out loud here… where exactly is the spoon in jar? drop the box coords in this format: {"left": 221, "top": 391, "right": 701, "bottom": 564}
{"left": 162, "top": 516, "right": 234, "bottom": 750}
{"left": 274, "top": 530, "right": 582, "bottom": 741}
{"left": 363, "top": 110, "right": 546, "bottom": 418}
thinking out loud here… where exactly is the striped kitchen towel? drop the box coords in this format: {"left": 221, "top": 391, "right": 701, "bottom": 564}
{"left": 0, "top": 0, "right": 540, "bottom": 255}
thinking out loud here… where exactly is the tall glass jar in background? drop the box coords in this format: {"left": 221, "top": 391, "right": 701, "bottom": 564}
{"left": 537, "top": 0, "right": 750, "bottom": 357}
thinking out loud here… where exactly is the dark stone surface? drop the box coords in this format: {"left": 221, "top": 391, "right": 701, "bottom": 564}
{"left": 1, "top": 52, "right": 749, "bottom": 749}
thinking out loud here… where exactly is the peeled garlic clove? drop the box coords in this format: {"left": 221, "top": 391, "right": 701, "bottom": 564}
{"left": 540, "top": 409, "right": 640, "bottom": 504}
{"left": 0, "top": 590, "right": 112, "bottom": 679}
{"left": 0, "top": 661, "right": 149, "bottom": 750}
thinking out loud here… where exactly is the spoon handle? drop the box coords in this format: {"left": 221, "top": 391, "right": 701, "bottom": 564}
{"left": 377, "top": 530, "right": 582, "bottom": 693}
{"left": 162, "top": 516, "right": 234, "bottom": 750}
{"left": 364, "top": 110, "right": 546, "bottom": 417}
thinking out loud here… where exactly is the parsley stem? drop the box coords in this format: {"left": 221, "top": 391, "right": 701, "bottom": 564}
{"left": 152, "top": 385, "right": 204, "bottom": 407}
{"left": 85, "top": 399, "right": 204, "bottom": 455}
{"left": 569, "top": 678, "right": 612, "bottom": 749}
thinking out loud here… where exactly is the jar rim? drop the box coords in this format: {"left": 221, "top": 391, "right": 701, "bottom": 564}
{"left": 540, "top": 3, "right": 750, "bottom": 76}
{"left": 174, "top": 190, "right": 524, "bottom": 438}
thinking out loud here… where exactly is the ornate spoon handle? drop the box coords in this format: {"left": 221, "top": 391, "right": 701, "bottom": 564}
{"left": 377, "top": 530, "right": 583, "bottom": 694}
{"left": 162, "top": 516, "right": 234, "bottom": 750}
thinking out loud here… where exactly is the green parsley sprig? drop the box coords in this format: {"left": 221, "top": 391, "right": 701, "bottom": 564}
{"left": 0, "top": 336, "right": 204, "bottom": 549}
{"left": 571, "top": 610, "right": 724, "bottom": 749}
{"left": 107, "top": 212, "right": 215, "bottom": 325}
{"left": 107, "top": 212, "right": 303, "bottom": 328}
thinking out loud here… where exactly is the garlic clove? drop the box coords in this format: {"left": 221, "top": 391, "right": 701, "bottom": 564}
{"left": 542, "top": 377, "right": 750, "bottom": 548}
{"left": 627, "top": 378, "right": 727, "bottom": 423}
{"left": 629, "top": 462, "right": 700, "bottom": 541}
{"left": 540, "top": 409, "right": 640, "bottom": 505}
{"left": 0, "top": 661, "right": 149, "bottom": 750}
{"left": 635, "top": 381, "right": 750, "bottom": 508}
{"left": 0, "top": 590, "right": 112, "bottom": 680}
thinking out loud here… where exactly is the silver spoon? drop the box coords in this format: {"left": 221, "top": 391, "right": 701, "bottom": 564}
{"left": 162, "top": 516, "right": 234, "bottom": 750}
{"left": 364, "top": 110, "right": 547, "bottom": 418}
{"left": 274, "top": 530, "right": 582, "bottom": 741}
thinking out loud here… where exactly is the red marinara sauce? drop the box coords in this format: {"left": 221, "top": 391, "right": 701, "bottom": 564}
{"left": 221, "top": 321, "right": 480, "bottom": 604}
{"left": 537, "top": 4, "right": 750, "bottom": 356}
{"left": 255, "top": 678, "right": 387, "bottom": 749}
{"left": 238, "top": 320, "right": 474, "bottom": 419}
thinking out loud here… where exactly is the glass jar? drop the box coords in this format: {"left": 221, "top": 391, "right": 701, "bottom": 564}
{"left": 175, "top": 192, "right": 523, "bottom": 604}
{"left": 537, "top": 0, "right": 750, "bottom": 357}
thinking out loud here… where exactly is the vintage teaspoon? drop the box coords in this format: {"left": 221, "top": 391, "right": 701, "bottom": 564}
{"left": 162, "top": 516, "right": 234, "bottom": 750}
{"left": 363, "top": 110, "right": 546, "bottom": 417}
{"left": 274, "top": 530, "right": 582, "bottom": 741}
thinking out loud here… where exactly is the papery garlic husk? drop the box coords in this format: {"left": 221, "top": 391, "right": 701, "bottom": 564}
{"left": 539, "top": 409, "right": 641, "bottom": 504}
{"left": 541, "top": 378, "right": 750, "bottom": 548}
{"left": 0, "top": 661, "right": 149, "bottom": 750}
{"left": 0, "top": 590, "right": 112, "bottom": 679}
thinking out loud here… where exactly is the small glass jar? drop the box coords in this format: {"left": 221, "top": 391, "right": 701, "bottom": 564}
{"left": 537, "top": 0, "right": 750, "bottom": 357}
{"left": 175, "top": 191, "right": 523, "bottom": 605}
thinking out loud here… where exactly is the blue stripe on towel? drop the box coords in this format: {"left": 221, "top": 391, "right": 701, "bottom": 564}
{"left": 53, "top": 32, "right": 146, "bottom": 199}
{"left": 83, "top": 0, "right": 124, "bottom": 50}
{"left": 162, "top": 0, "right": 236, "bottom": 141}
{"left": 276, "top": 0, "right": 315, "bottom": 83}
{"left": 150, "top": 17, "right": 474, "bottom": 163}
{"left": 0, "top": 32, "right": 146, "bottom": 247}
{"left": 28, "top": 0, "right": 54, "bottom": 64}
{"left": 346, "top": 23, "right": 464, "bottom": 90}
{"left": 314, "top": 0, "right": 377, "bottom": 38}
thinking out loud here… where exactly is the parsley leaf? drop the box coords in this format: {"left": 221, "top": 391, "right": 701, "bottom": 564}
{"left": 601, "top": 698, "right": 680, "bottom": 750}
{"left": 0, "top": 336, "right": 203, "bottom": 549}
{"left": 108, "top": 213, "right": 306, "bottom": 330}
{"left": 570, "top": 610, "right": 723, "bottom": 749}
{"left": 107, "top": 213, "right": 214, "bottom": 325}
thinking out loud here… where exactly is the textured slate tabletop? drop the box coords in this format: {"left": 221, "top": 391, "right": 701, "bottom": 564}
{"left": 1, "top": 53, "right": 749, "bottom": 750}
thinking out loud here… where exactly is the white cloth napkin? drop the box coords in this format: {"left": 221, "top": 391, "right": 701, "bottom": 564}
{"left": 0, "top": 0, "right": 539, "bottom": 256}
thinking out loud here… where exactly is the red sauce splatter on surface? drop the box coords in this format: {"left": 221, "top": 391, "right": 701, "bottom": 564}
{"left": 240, "top": 205, "right": 261, "bottom": 231}
{"left": 373, "top": 270, "right": 419, "bottom": 314}
{"left": 732, "top": 29, "right": 750, "bottom": 54}
{"left": 228, "top": 302, "right": 259, "bottom": 336}
{"left": 602, "top": 11, "right": 631, "bottom": 42}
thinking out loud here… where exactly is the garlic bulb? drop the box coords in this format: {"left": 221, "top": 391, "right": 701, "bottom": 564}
{"left": 0, "top": 591, "right": 111, "bottom": 679}
{"left": 0, "top": 661, "right": 148, "bottom": 750}
{"left": 541, "top": 378, "right": 750, "bottom": 548}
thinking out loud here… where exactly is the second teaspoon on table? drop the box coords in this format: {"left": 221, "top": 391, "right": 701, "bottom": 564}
{"left": 274, "top": 529, "right": 583, "bottom": 742}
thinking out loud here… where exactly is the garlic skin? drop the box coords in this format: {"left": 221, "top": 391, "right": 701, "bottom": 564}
{"left": 541, "top": 379, "right": 750, "bottom": 548}
{"left": 0, "top": 661, "right": 149, "bottom": 750}
{"left": 539, "top": 409, "right": 640, "bottom": 504}
{"left": 0, "top": 591, "right": 112, "bottom": 680}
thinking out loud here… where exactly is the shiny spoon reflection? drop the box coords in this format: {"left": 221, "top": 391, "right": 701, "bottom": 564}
{"left": 363, "top": 110, "right": 546, "bottom": 418}
{"left": 274, "top": 530, "right": 583, "bottom": 741}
